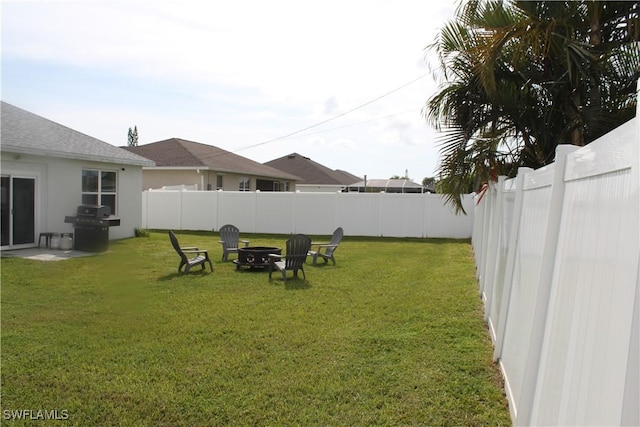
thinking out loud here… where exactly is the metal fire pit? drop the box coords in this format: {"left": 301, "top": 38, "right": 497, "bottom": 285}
{"left": 234, "top": 246, "right": 281, "bottom": 270}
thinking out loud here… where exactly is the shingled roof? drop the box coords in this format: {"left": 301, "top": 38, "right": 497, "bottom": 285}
{"left": 264, "top": 153, "right": 361, "bottom": 185}
{"left": 123, "top": 138, "right": 300, "bottom": 181}
{"left": 0, "top": 101, "right": 154, "bottom": 167}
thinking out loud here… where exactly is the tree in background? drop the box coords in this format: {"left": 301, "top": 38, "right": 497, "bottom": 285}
{"left": 422, "top": 176, "right": 437, "bottom": 193}
{"left": 127, "top": 126, "right": 139, "bottom": 147}
{"left": 390, "top": 169, "right": 411, "bottom": 180}
{"left": 425, "top": 0, "right": 639, "bottom": 212}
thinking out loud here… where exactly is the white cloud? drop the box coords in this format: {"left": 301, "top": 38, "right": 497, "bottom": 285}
{"left": 2, "top": 0, "right": 456, "bottom": 179}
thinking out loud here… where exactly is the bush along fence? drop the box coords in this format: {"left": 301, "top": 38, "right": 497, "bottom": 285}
{"left": 472, "top": 111, "right": 639, "bottom": 426}
{"left": 141, "top": 191, "right": 475, "bottom": 239}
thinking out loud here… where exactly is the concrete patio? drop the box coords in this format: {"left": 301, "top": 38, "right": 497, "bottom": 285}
{"left": 1, "top": 247, "right": 98, "bottom": 261}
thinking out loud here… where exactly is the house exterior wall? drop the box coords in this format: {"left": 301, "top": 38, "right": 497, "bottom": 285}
{"left": 1, "top": 153, "right": 144, "bottom": 243}
{"left": 296, "top": 184, "right": 345, "bottom": 193}
{"left": 143, "top": 169, "right": 202, "bottom": 190}
{"left": 142, "top": 169, "right": 297, "bottom": 192}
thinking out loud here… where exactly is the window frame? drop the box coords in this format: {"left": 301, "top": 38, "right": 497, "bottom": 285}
{"left": 238, "top": 177, "right": 250, "bottom": 192}
{"left": 81, "top": 168, "right": 118, "bottom": 215}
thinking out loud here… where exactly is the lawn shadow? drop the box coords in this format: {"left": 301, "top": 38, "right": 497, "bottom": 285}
{"left": 284, "top": 279, "right": 311, "bottom": 290}
{"left": 307, "top": 262, "right": 335, "bottom": 269}
{"left": 156, "top": 270, "right": 213, "bottom": 281}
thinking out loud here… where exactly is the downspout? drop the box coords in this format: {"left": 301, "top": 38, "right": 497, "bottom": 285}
{"left": 196, "top": 168, "right": 204, "bottom": 191}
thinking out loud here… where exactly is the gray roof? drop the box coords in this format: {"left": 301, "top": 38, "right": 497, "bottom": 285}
{"left": 1, "top": 101, "right": 155, "bottom": 167}
{"left": 349, "top": 178, "right": 424, "bottom": 189}
{"left": 264, "top": 153, "right": 361, "bottom": 185}
{"left": 123, "top": 138, "right": 300, "bottom": 181}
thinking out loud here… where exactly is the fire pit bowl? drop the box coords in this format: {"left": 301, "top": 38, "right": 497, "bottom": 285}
{"left": 235, "top": 246, "right": 281, "bottom": 270}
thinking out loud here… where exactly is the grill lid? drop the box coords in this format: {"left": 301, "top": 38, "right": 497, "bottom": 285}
{"left": 76, "top": 204, "right": 111, "bottom": 218}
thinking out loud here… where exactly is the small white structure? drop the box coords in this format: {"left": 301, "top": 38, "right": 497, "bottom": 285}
{"left": 346, "top": 178, "right": 426, "bottom": 193}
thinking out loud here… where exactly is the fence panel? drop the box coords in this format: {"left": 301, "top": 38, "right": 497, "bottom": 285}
{"left": 292, "top": 192, "right": 339, "bottom": 235}
{"left": 143, "top": 190, "right": 182, "bottom": 230}
{"left": 254, "top": 192, "right": 297, "bottom": 234}
{"left": 425, "top": 194, "right": 475, "bottom": 239}
{"left": 486, "top": 177, "right": 516, "bottom": 342}
{"left": 378, "top": 194, "right": 426, "bottom": 237}
{"left": 180, "top": 191, "right": 218, "bottom": 231}
{"left": 142, "top": 191, "right": 475, "bottom": 239}
{"left": 499, "top": 162, "right": 556, "bottom": 424}
{"left": 531, "top": 119, "right": 639, "bottom": 426}
{"left": 334, "top": 193, "right": 381, "bottom": 237}
{"left": 473, "top": 111, "right": 639, "bottom": 427}
{"left": 216, "top": 192, "right": 257, "bottom": 232}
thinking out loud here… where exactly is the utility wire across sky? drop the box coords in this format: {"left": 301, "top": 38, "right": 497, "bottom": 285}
{"left": 223, "top": 72, "right": 431, "bottom": 156}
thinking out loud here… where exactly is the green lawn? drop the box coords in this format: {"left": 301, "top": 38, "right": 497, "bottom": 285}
{"left": 1, "top": 231, "right": 510, "bottom": 426}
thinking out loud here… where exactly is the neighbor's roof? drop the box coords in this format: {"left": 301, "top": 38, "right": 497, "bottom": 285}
{"left": 124, "top": 138, "right": 300, "bottom": 181}
{"left": 349, "top": 178, "right": 424, "bottom": 189}
{"left": 0, "top": 101, "right": 155, "bottom": 167}
{"left": 264, "top": 153, "right": 361, "bottom": 185}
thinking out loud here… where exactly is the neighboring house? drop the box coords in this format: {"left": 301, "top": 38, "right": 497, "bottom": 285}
{"left": 346, "top": 178, "right": 426, "bottom": 193}
{"left": 264, "top": 153, "right": 361, "bottom": 192}
{"left": 0, "top": 101, "right": 155, "bottom": 249}
{"left": 123, "top": 138, "right": 300, "bottom": 192}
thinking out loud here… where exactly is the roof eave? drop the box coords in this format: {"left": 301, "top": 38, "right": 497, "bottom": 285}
{"left": 2, "top": 146, "right": 156, "bottom": 167}
{"left": 142, "top": 165, "right": 300, "bottom": 181}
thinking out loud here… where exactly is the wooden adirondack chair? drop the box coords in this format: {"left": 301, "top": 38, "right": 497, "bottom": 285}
{"left": 217, "top": 224, "right": 250, "bottom": 261}
{"left": 308, "top": 227, "right": 343, "bottom": 265}
{"left": 268, "top": 234, "right": 312, "bottom": 282}
{"left": 169, "top": 231, "right": 213, "bottom": 274}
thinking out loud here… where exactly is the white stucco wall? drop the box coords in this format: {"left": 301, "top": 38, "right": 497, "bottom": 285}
{"left": 1, "top": 153, "right": 144, "bottom": 244}
{"left": 141, "top": 169, "right": 297, "bottom": 192}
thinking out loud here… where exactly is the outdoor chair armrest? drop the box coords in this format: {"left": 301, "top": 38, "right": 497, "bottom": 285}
{"left": 315, "top": 243, "right": 337, "bottom": 249}
{"left": 240, "top": 240, "right": 250, "bottom": 246}
{"left": 181, "top": 246, "right": 199, "bottom": 250}
{"left": 182, "top": 248, "right": 208, "bottom": 255}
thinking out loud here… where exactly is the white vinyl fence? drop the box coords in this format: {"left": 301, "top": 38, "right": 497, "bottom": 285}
{"left": 473, "top": 112, "right": 639, "bottom": 425}
{"left": 141, "top": 191, "right": 475, "bottom": 239}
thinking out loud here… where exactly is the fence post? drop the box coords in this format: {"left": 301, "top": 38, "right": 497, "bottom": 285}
{"left": 471, "top": 193, "right": 485, "bottom": 269}
{"left": 141, "top": 191, "right": 148, "bottom": 229}
{"left": 621, "top": 259, "right": 639, "bottom": 426}
{"left": 516, "top": 144, "right": 579, "bottom": 426}
{"left": 493, "top": 167, "right": 532, "bottom": 361}
{"left": 621, "top": 82, "right": 640, "bottom": 426}
{"left": 484, "top": 176, "right": 506, "bottom": 320}
{"left": 178, "top": 190, "right": 184, "bottom": 230}
{"left": 477, "top": 184, "right": 494, "bottom": 296}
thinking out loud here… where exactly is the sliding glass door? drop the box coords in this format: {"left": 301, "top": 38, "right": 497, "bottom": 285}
{"left": 1, "top": 175, "right": 36, "bottom": 248}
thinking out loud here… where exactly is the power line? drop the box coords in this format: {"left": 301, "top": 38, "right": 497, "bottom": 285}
{"left": 271, "top": 108, "right": 422, "bottom": 142}
{"left": 227, "top": 73, "right": 430, "bottom": 154}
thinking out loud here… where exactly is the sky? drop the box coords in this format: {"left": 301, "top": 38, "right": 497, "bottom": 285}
{"left": 1, "top": 0, "right": 458, "bottom": 182}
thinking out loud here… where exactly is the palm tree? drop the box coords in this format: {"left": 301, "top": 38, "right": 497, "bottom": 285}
{"left": 425, "top": 0, "right": 639, "bottom": 213}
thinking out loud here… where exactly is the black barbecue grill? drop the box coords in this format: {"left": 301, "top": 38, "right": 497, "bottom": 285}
{"left": 64, "top": 204, "right": 121, "bottom": 252}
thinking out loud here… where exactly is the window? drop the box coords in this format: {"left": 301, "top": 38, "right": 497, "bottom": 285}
{"left": 238, "top": 177, "right": 250, "bottom": 192}
{"left": 82, "top": 169, "right": 117, "bottom": 214}
{"left": 216, "top": 175, "right": 223, "bottom": 190}
{"left": 273, "top": 181, "right": 289, "bottom": 191}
